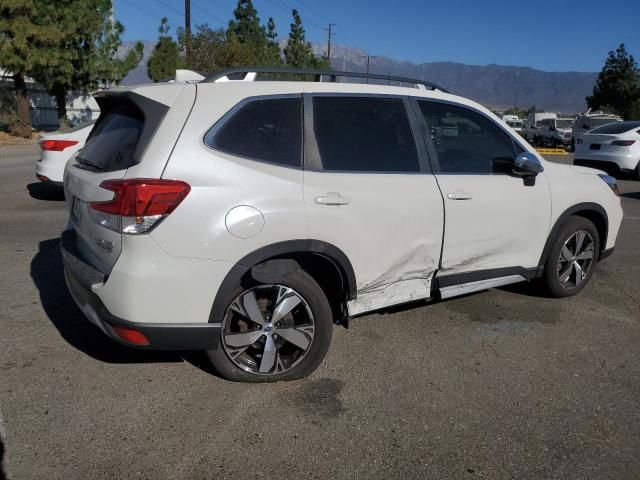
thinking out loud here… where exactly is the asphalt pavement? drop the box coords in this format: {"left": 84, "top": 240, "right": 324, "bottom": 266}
{"left": 1, "top": 145, "right": 639, "bottom": 479}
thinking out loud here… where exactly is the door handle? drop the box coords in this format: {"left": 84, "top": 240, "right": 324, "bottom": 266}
{"left": 447, "top": 192, "right": 473, "bottom": 200}
{"left": 315, "top": 192, "right": 350, "bottom": 206}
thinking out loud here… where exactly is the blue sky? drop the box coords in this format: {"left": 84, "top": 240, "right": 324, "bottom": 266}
{"left": 114, "top": 0, "right": 640, "bottom": 72}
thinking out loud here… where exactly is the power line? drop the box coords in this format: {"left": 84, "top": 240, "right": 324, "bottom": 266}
{"left": 291, "top": 0, "right": 365, "bottom": 51}
{"left": 191, "top": 0, "right": 226, "bottom": 25}
{"left": 264, "top": 0, "right": 326, "bottom": 31}
{"left": 152, "top": 0, "right": 185, "bottom": 18}
{"left": 120, "top": 0, "right": 164, "bottom": 22}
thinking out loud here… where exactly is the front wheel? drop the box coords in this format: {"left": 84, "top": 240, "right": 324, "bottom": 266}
{"left": 542, "top": 216, "right": 600, "bottom": 298}
{"left": 207, "top": 265, "right": 332, "bottom": 382}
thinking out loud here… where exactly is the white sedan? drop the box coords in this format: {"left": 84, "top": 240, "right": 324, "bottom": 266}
{"left": 574, "top": 121, "right": 640, "bottom": 180}
{"left": 36, "top": 121, "right": 95, "bottom": 185}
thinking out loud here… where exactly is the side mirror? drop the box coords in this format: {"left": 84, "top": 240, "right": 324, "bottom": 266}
{"left": 513, "top": 152, "right": 543, "bottom": 185}
{"left": 549, "top": 126, "right": 556, "bottom": 131}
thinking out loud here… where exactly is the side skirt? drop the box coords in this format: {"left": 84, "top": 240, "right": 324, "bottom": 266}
{"left": 436, "top": 267, "right": 540, "bottom": 300}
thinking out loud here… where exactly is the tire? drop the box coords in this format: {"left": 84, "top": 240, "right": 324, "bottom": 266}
{"left": 634, "top": 161, "right": 640, "bottom": 181}
{"left": 542, "top": 216, "right": 600, "bottom": 298}
{"left": 207, "top": 262, "right": 333, "bottom": 382}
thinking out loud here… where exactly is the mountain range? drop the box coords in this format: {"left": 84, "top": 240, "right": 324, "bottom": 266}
{"left": 120, "top": 41, "right": 597, "bottom": 114}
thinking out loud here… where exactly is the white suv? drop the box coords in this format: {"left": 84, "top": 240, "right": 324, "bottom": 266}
{"left": 61, "top": 68, "right": 623, "bottom": 382}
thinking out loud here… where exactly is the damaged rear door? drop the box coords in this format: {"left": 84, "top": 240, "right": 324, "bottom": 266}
{"left": 414, "top": 99, "right": 551, "bottom": 283}
{"left": 302, "top": 94, "right": 444, "bottom": 315}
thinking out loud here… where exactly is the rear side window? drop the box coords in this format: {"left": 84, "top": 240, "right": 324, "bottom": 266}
{"left": 590, "top": 121, "right": 640, "bottom": 134}
{"left": 205, "top": 97, "right": 302, "bottom": 167}
{"left": 417, "top": 100, "right": 516, "bottom": 174}
{"left": 78, "top": 104, "right": 143, "bottom": 171}
{"left": 312, "top": 96, "right": 420, "bottom": 172}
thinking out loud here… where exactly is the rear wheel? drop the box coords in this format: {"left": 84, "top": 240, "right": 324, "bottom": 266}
{"left": 208, "top": 265, "right": 332, "bottom": 382}
{"left": 542, "top": 217, "right": 600, "bottom": 298}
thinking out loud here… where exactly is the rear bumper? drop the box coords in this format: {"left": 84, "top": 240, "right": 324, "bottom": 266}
{"left": 61, "top": 230, "right": 220, "bottom": 350}
{"left": 35, "top": 160, "right": 64, "bottom": 184}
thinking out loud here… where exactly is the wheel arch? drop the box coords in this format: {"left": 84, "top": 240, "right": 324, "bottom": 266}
{"left": 209, "top": 240, "right": 357, "bottom": 325}
{"left": 538, "top": 202, "right": 609, "bottom": 268}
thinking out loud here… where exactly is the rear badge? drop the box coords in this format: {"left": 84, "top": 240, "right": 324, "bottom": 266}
{"left": 90, "top": 233, "right": 114, "bottom": 252}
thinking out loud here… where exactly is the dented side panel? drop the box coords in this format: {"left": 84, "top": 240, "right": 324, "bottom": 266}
{"left": 304, "top": 171, "right": 444, "bottom": 314}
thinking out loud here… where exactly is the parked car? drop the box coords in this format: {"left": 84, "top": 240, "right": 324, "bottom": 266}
{"left": 574, "top": 120, "right": 640, "bottom": 179}
{"left": 572, "top": 112, "right": 622, "bottom": 150}
{"left": 523, "top": 112, "right": 557, "bottom": 144}
{"left": 505, "top": 118, "right": 524, "bottom": 134}
{"left": 61, "top": 67, "right": 623, "bottom": 382}
{"left": 537, "top": 117, "right": 574, "bottom": 147}
{"left": 36, "top": 121, "right": 95, "bottom": 185}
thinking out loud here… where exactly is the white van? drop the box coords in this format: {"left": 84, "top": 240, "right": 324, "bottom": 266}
{"left": 524, "top": 112, "right": 557, "bottom": 144}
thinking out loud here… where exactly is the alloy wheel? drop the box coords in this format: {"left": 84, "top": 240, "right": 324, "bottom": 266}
{"left": 556, "top": 230, "right": 595, "bottom": 289}
{"left": 221, "top": 285, "right": 315, "bottom": 376}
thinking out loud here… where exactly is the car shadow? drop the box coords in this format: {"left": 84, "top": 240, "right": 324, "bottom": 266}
{"left": 30, "top": 238, "right": 184, "bottom": 364}
{"left": 0, "top": 435, "right": 6, "bottom": 480}
{"left": 27, "top": 182, "right": 65, "bottom": 201}
{"left": 621, "top": 191, "right": 640, "bottom": 200}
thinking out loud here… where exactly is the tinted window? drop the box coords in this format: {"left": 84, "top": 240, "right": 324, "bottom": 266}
{"left": 590, "top": 121, "right": 640, "bottom": 134}
{"left": 418, "top": 101, "right": 516, "bottom": 174}
{"left": 312, "top": 96, "right": 420, "bottom": 172}
{"left": 589, "top": 117, "right": 622, "bottom": 129}
{"left": 78, "top": 105, "right": 143, "bottom": 171}
{"left": 206, "top": 97, "right": 302, "bottom": 167}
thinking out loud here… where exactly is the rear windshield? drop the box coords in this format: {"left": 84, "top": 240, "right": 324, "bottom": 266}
{"left": 68, "top": 119, "right": 96, "bottom": 132}
{"left": 77, "top": 104, "right": 143, "bottom": 171}
{"left": 590, "top": 121, "right": 640, "bottom": 134}
{"left": 589, "top": 118, "right": 622, "bottom": 129}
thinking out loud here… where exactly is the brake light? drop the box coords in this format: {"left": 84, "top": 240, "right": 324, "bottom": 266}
{"left": 89, "top": 179, "right": 190, "bottom": 234}
{"left": 611, "top": 140, "right": 635, "bottom": 146}
{"left": 40, "top": 139, "right": 79, "bottom": 151}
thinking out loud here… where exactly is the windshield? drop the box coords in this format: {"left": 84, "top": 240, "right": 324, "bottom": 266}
{"left": 556, "top": 119, "right": 572, "bottom": 129}
{"left": 591, "top": 117, "right": 622, "bottom": 128}
{"left": 590, "top": 121, "right": 640, "bottom": 134}
{"left": 78, "top": 104, "right": 143, "bottom": 171}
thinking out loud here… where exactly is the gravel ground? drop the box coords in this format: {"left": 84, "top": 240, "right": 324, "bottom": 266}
{"left": 1, "top": 145, "right": 639, "bottom": 479}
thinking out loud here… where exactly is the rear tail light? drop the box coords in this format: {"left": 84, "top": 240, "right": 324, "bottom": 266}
{"left": 40, "top": 139, "right": 79, "bottom": 151}
{"left": 611, "top": 140, "right": 635, "bottom": 146}
{"left": 89, "top": 179, "right": 190, "bottom": 234}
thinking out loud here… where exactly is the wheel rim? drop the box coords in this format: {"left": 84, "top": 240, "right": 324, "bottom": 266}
{"left": 556, "top": 230, "right": 595, "bottom": 289}
{"left": 221, "top": 285, "right": 315, "bottom": 376}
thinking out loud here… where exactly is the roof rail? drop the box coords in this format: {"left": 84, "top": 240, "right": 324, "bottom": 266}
{"left": 202, "top": 66, "right": 450, "bottom": 93}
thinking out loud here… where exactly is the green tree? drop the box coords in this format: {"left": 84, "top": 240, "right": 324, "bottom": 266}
{"left": 23, "top": 0, "right": 143, "bottom": 130}
{"left": 0, "top": 0, "right": 54, "bottom": 137}
{"left": 148, "top": 17, "right": 181, "bottom": 82}
{"left": 178, "top": 24, "right": 254, "bottom": 73}
{"left": 587, "top": 43, "right": 640, "bottom": 120}
{"left": 228, "top": 0, "right": 266, "bottom": 46}
{"left": 283, "top": 9, "right": 326, "bottom": 69}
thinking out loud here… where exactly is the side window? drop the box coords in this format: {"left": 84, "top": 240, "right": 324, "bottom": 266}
{"left": 312, "top": 96, "right": 420, "bottom": 172}
{"left": 417, "top": 100, "right": 517, "bottom": 174}
{"left": 204, "top": 96, "right": 302, "bottom": 167}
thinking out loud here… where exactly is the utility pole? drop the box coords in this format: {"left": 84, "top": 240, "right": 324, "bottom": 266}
{"left": 185, "top": 0, "right": 192, "bottom": 67}
{"left": 324, "top": 23, "right": 336, "bottom": 63}
{"left": 361, "top": 55, "right": 376, "bottom": 83}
